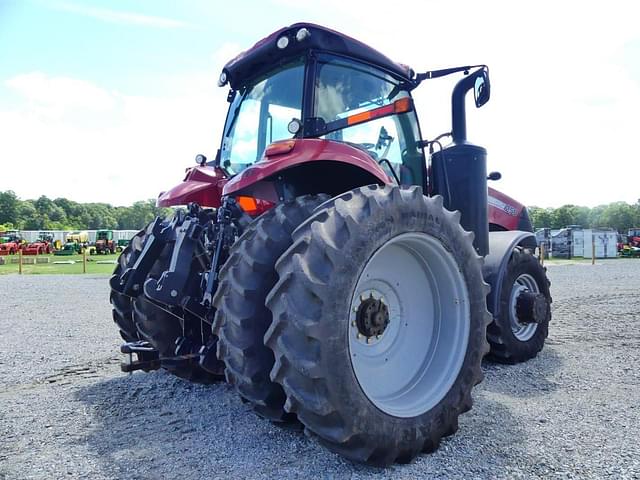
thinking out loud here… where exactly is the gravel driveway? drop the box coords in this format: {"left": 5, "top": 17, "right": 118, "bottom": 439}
{"left": 1, "top": 260, "right": 639, "bottom": 479}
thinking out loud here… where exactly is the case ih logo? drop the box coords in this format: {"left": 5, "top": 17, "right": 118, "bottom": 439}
{"left": 488, "top": 195, "right": 518, "bottom": 216}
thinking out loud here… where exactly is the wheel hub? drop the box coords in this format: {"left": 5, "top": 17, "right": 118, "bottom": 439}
{"left": 355, "top": 294, "right": 389, "bottom": 338}
{"left": 509, "top": 273, "right": 542, "bottom": 341}
{"left": 515, "top": 291, "right": 548, "bottom": 324}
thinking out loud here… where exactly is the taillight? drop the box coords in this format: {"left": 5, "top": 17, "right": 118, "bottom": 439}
{"left": 236, "top": 196, "right": 275, "bottom": 216}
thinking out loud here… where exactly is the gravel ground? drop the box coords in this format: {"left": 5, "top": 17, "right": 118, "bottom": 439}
{"left": 1, "top": 261, "right": 639, "bottom": 479}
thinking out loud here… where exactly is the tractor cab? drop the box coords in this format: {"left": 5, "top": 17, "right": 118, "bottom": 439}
{"left": 38, "top": 231, "right": 54, "bottom": 243}
{"left": 217, "top": 23, "right": 491, "bottom": 253}
{"left": 218, "top": 24, "right": 425, "bottom": 187}
{"left": 97, "top": 230, "right": 113, "bottom": 241}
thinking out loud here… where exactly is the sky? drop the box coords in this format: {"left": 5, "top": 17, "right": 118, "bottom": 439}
{"left": 1, "top": 0, "right": 639, "bottom": 208}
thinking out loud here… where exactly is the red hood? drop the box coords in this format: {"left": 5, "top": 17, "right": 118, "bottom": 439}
{"left": 157, "top": 165, "right": 228, "bottom": 208}
{"left": 488, "top": 187, "right": 527, "bottom": 230}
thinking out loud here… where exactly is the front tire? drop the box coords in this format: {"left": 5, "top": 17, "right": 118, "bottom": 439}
{"left": 265, "top": 185, "right": 491, "bottom": 466}
{"left": 486, "top": 248, "right": 551, "bottom": 364}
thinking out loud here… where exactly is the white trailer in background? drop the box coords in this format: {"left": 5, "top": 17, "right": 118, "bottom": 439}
{"left": 583, "top": 229, "right": 618, "bottom": 259}
{"left": 19, "top": 230, "right": 140, "bottom": 245}
{"left": 547, "top": 228, "right": 618, "bottom": 259}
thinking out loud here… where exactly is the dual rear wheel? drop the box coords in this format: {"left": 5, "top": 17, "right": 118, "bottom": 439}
{"left": 215, "top": 185, "right": 490, "bottom": 465}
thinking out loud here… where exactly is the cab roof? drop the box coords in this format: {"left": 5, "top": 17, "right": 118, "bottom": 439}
{"left": 221, "top": 23, "right": 414, "bottom": 89}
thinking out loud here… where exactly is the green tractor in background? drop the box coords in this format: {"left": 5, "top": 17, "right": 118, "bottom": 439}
{"left": 116, "top": 238, "right": 129, "bottom": 252}
{"left": 54, "top": 242, "right": 83, "bottom": 256}
{"left": 54, "top": 231, "right": 89, "bottom": 256}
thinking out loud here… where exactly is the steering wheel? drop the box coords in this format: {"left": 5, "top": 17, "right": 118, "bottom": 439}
{"left": 358, "top": 143, "right": 375, "bottom": 150}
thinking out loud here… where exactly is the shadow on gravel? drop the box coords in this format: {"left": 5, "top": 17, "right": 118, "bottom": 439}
{"left": 75, "top": 371, "right": 534, "bottom": 478}
{"left": 481, "top": 346, "right": 564, "bottom": 399}
{"left": 74, "top": 371, "right": 344, "bottom": 478}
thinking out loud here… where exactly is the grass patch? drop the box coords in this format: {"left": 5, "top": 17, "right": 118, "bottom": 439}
{"left": 0, "top": 253, "right": 117, "bottom": 275}
{"left": 543, "top": 256, "right": 621, "bottom": 265}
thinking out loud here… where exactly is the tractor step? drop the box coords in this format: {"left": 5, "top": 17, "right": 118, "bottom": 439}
{"left": 159, "top": 353, "right": 201, "bottom": 371}
{"left": 120, "top": 340, "right": 161, "bottom": 373}
{"left": 120, "top": 340, "right": 157, "bottom": 354}
{"left": 120, "top": 358, "right": 161, "bottom": 373}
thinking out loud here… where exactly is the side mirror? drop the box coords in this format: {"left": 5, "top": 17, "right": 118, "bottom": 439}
{"left": 474, "top": 70, "right": 491, "bottom": 108}
{"left": 487, "top": 171, "right": 501, "bottom": 181}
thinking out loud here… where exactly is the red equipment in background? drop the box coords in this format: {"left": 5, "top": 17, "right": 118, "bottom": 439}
{"left": 22, "top": 233, "right": 54, "bottom": 256}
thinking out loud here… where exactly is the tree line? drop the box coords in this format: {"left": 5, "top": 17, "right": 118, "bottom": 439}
{"left": 1, "top": 190, "right": 639, "bottom": 233}
{"left": 529, "top": 202, "right": 640, "bottom": 232}
{"left": 0, "top": 190, "right": 172, "bottom": 231}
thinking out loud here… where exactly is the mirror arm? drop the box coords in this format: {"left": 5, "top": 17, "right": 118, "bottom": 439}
{"left": 451, "top": 67, "right": 487, "bottom": 144}
{"left": 411, "top": 64, "right": 486, "bottom": 89}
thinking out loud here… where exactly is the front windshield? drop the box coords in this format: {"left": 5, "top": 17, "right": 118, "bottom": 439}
{"left": 220, "top": 59, "right": 305, "bottom": 174}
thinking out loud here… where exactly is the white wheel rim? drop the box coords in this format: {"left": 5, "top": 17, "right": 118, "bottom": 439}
{"left": 509, "top": 273, "right": 540, "bottom": 341}
{"left": 348, "top": 232, "right": 470, "bottom": 418}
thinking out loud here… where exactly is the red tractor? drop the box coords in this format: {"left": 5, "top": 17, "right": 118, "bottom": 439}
{"left": 0, "top": 231, "right": 24, "bottom": 255}
{"left": 628, "top": 228, "right": 640, "bottom": 247}
{"left": 94, "top": 230, "right": 117, "bottom": 254}
{"left": 22, "top": 232, "right": 55, "bottom": 255}
{"left": 110, "top": 24, "right": 551, "bottom": 466}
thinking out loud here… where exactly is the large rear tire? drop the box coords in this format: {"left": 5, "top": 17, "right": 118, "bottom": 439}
{"left": 486, "top": 248, "right": 552, "bottom": 364}
{"left": 110, "top": 224, "right": 152, "bottom": 342}
{"left": 213, "top": 195, "right": 329, "bottom": 423}
{"left": 265, "top": 185, "right": 491, "bottom": 466}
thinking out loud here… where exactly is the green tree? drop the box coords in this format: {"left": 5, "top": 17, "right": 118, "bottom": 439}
{"left": 598, "top": 202, "right": 636, "bottom": 232}
{"left": 528, "top": 206, "right": 555, "bottom": 229}
{"left": 0, "top": 190, "right": 19, "bottom": 225}
{"left": 551, "top": 205, "right": 578, "bottom": 228}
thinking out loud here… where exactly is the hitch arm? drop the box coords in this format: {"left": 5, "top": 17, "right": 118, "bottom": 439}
{"left": 110, "top": 213, "right": 184, "bottom": 296}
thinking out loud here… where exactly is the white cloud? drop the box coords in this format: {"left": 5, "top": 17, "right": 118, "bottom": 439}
{"left": 0, "top": 72, "right": 228, "bottom": 205}
{"left": 6, "top": 72, "right": 115, "bottom": 118}
{"left": 51, "top": 2, "right": 190, "bottom": 29}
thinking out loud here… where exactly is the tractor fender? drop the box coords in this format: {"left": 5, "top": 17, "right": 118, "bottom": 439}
{"left": 157, "top": 166, "right": 228, "bottom": 208}
{"left": 483, "top": 230, "right": 538, "bottom": 318}
{"left": 222, "top": 139, "right": 391, "bottom": 198}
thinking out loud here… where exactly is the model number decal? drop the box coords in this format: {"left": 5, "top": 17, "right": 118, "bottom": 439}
{"left": 488, "top": 195, "right": 518, "bottom": 216}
